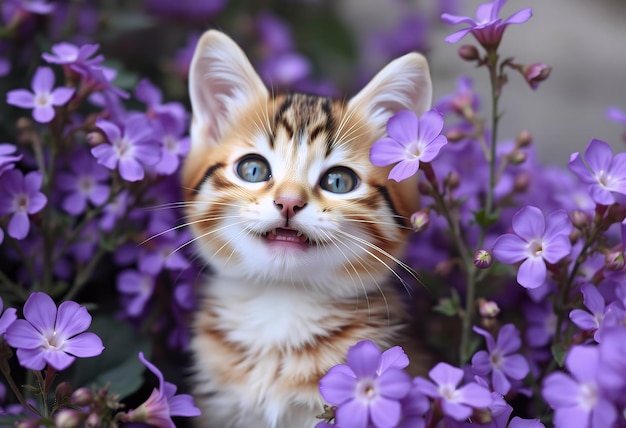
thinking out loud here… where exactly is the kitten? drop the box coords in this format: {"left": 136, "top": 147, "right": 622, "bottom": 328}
{"left": 183, "top": 30, "right": 433, "bottom": 427}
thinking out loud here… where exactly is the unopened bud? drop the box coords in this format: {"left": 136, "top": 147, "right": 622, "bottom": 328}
{"left": 86, "top": 131, "right": 106, "bottom": 146}
{"left": 513, "top": 173, "right": 531, "bottom": 193}
{"left": 434, "top": 260, "right": 454, "bottom": 277}
{"left": 445, "top": 171, "right": 461, "bottom": 190}
{"left": 85, "top": 412, "right": 101, "bottom": 428}
{"left": 15, "top": 420, "right": 41, "bottom": 428}
{"left": 16, "top": 117, "right": 35, "bottom": 132}
{"left": 418, "top": 181, "right": 433, "bottom": 196}
{"left": 478, "top": 298, "right": 500, "bottom": 318}
{"left": 571, "top": 211, "right": 590, "bottom": 229}
{"left": 446, "top": 128, "right": 466, "bottom": 142}
{"left": 523, "top": 63, "right": 551, "bottom": 90}
{"left": 605, "top": 251, "right": 625, "bottom": 271}
{"left": 515, "top": 130, "right": 533, "bottom": 148}
{"left": 55, "top": 409, "right": 83, "bottom": 428}
{"left": 473, "top": 249, "right": 493, "bottom": 269}
{"left": 509, "top": 150, "right": 527, "bottom": 165}
{"left": 410, "top": 210, "right": 430, "bottom": 232}
{"left": 55, "top": 382, "right": 73, "bottom": 405}
{"left": 71, "top": 387, "right": 94, "bottom": 406}
{"left": 458, "top": 44, "right": 480, "bottom": 62}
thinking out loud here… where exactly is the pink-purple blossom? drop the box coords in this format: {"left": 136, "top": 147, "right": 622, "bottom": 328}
{"left": 319, "top": 340, "right": 413, "bottom": 428}
{"left": 414, "top": 362, "right": 492, "bottom": 421}
{"left": 41, "top": 42, "right": 104, "bottom": 76}
{"left": 441, "top": 0, "right": 532, "bottom": 48}
{"left": 0, "top": 143, "right": 22, "bottom": 177}
{"left": 4, "top": 292, "right": 104, "bottom": 371}
{"left": 569, "top": 284, "right": 605, "bottom": 341}
{"left": 56, "top": 150, "right": 110, "bottom": 215}
{"left": 568, "top": 138, "right": 626, "bottom": 206}
{"left": 6, "top": 66, "right": 75, "bottom": 123}
{"left": 0, "top": 297, "right": 17, "bottom": 336}
{"left": 370, "top": 109, "right": 448, "bottom": 182}
{"left": 0, "top": 170, "right": 47, "bottom": 240}
{"left": 492, "top": 206, "right": 572, "bottom": 289}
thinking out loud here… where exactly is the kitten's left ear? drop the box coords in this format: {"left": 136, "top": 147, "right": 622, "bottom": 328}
{"left": 189, "top": 30, "right": 268, "bottom": 145}
{"left": 348, "top": 53, "right": 432, "bottom": 132}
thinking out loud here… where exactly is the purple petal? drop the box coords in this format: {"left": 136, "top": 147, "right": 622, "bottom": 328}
{"left": 377, "top": 368, "right": 411, "bottom": 399}
{"left": 27, "top": 193, "right": 47, "bottom": 214}
{"left": 0, "top": 307, "right": 17, "bottom": 335}
{"left": 32, "top": 67, "right": 54, "bottom": 93}
{"left": 335, "top": 398, "right": 369, "bottom": 428}
{"left": 503, "top": 8, "right": 533, "bottom": 25}
{"left": 388, "top": 160, "right": 420, "bottom": 182}
{"left": 502, "top": 354, "right": 530, "bottom": 380}
{"left": 23, "top": 171, "right": 43, "bottom": 194}
{"left": 444, "top": 28, "right": 473, "bottom": 44}
{"left": 418, "top": 109, "right": 445, "bottom": 144}
{"left": 33, "top": 105, "right": 55, "bottom": 123}
{"left": 420, "top": 135, "right": 448, "bottom": 163}
{"left": 429, "top": 362, "right": 463, "bottom": 387}
{"left": 475, "top": 2, "right": 496, "bottom": 21}
{"left": 43, "top": 348, "right": 76, "bottom": 371}
{"left": 473, "top": 326, "right": 496, "bottom": 351}
{"left": 591, "top": 398, "right": 618, "bottom": 428}
{"left": 377, "top": 346, "right": 409, "bottom": 373}
{"left": 568, "top": 152, "right": 595, "bottom": 185}
{"left": 541, "top": 235, "right": 571, "bottom": 264}
{"left": 23, "top": 292, "right": 57, "bottom": 333}
{"left": 63, "top": 332, "right": 104, "bottom": 358}
{"left": 589, "top": 185, "right": 615, "bottom": 205}
{"left": 544, "top": 210, "right": 572, "bottom": 239}
{"left": 55, "top": 301, "right": 91, "bottom": 339}
{"left": 517, "top": 257, "right": 547, "bottom": 289}
{"left": 492, "top": 234, "right": 528, "bottom": 264}
{"left": 319, "top": 365, "right": 357, "bottom": 405}
{"left": 62, "top": 192, "right": 87, "bottom": 215}
{"left": 118, "top": 158, "right": 145, "bottom": 182}
{"left": 584, "top": 139, "right": 613, "bottom": 173}
{"left": 491, "top": 368, "right": 511, "bottom": 395}
{"left": 370, "top": 396, "right": 402, "bottom": 428}
{"left": 542, "top": 372, "right": 579, "bottom": 407}
{"left": 133, "top": 142, "right": 161, "bottom": 166}
{"left": 346, "top": 340, "right": 380, "bottom": 377}
{"left": 8, "top": 211, "right": 29, "bottom": 240}
{"left": 5, "top": 319, "right": 45, "bottom": 349}
{"left": 441, "top": 400, "right": 472, "bottom": 421}
{"left": 95, "top": 119, "right": 121, "bottom": 143}
{"left": 569, "top": 309, "right": 597, "bottom": 331}
{"left": 457, "top": 382, "right": 492, "bottom": 407}
{"left": 168, "top": 393, "right": 201, "bottom": 417}
{"left": 581, "top": 283, "right": 605, "bottom": 314}
{"left": 565, "top": 346, "right": 598, "bottom": 383}
{"left": 15, "top": 347, "right": 46, "bottom": 370}
{"left": 413, "top": 377, "right": 439, "bottom": 398}
{"left": 89, "top": 184, "right": 110, "bottom": 206}
{"left": 370, "top": 138, "right": 409, "bottom": 167}
{"left": 496, "top": 324, "right": 521, "bottom": 355}
{"left": 6, "top": 89, "right": 35, "bottom": 108}
{"left": 91, "top": 144, "right": 118, "bottom": 170}
{"left": 386, "top": 110, "right": 418, "bottom": 144}
{"left": 471, "top": 350, "right": 492, "bottom": 376}
{"left": 139, "top": 352, "right": 165, "bottom": 392}
{"left": 508, "top": 417, "right": 545, "bottom": 428}
{"left": 50, "top": 87, "right": 75, "bottom": 106}
{"left": 511, "top": 206, "right": 545, "bottom": 241}
{"left": 440, "top": 13, "right": 476, "bottom": 26}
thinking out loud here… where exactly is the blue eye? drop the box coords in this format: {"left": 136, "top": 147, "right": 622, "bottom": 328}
{"left": 320, "top": 167, "right": 359, "bottom": 194}
{"left": 236, "top": 155, "right": 271, "bottom": 182}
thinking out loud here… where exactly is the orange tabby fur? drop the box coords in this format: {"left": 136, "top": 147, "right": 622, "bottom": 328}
{"left": 184, "top": 30, "right": 433, "bottom": 427}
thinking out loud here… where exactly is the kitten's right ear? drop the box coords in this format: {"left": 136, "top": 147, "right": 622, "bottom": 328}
{"left": 189, "top": 30, "right": 268, "bottom": 145}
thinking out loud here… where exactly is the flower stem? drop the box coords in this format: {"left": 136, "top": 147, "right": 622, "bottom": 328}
{"left": 0, "top": 344, "right": 41, "bottom": 416}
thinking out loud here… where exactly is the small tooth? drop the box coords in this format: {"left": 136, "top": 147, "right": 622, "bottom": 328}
{"left": 262, "top": 232, "right": 267, "bottom": 236}
{"left": 271, "top": 229, "right": 276, "bottom": 235}
{"left": 296, "top": 231, "right": 303, "bottom": 237}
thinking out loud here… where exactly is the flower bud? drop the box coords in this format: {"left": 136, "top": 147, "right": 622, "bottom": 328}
{"left": 85, "top": 412, "right": 101, "bottom": 428}
{"left": 434, "top": 260, "right": 454, "bottom": 277}
{"left": 445, "top": 171, "right": 461, "bottom": 190}
{"left": 418, "top": 181, "right": 433, "bottom": 196}
{"left": 605, "top": 250, "right": 625, "bottom": 271}
{"left": 513, "top": 173, "right": 531, "bottom": 193}
{"left": 509, "top": 150, "right": 527, "bottom": 165}
{"left": 55, "top": 409, "right": 83, "bottom": 428}
{"left": 571, "top": 211, "right": 590, "bottom": 229}
{"left": 446, "top": 128, "right": 466, "bottom": 142}
{"left": 473, "top": 249, "right": 493, "bottom": 269}
{"left": 55, "top": 382, "right": 73, "bottom": 406}
{"left": 478, "top": 298, "right": 500, "bottom": 318}
{"left": 515, "top": 130, "right": 533, "bottom": 148}
{"left": 71, "top": 387, "right": 94, "bottom": 406}
{"left": 523, "top": 63, "right": 551, "bottom": 90}
{"left": 458, "top": 45, "right": 480, "bottom": 62}
{"left": 410, "top": 210, "right": 430, "bottom": 233}
{"left": 86, "top": 131, "right": 106, "bottom": 146}
{"left": 15, "top": 420, "right": 41, "bottom": 428}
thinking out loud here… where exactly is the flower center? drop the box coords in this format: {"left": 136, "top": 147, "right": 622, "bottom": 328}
{"left": 489, "top": 349, "right": 503, "bottom": 368}
{"left": 114, "top": 137, "right": 132, "bottom": 158}
{"left": 596, "top": 170, "right": 610, "bottom": 187}
{"left": 578, "top": 382, "right": 598, "bottom": 410}
{"left": 15, "top": 193, "right": 29, "bottom": 211}
{"left": 409, "top": 142, "right": 423, "bottom": 159}
{"left": 78, "top": 176, "right": 94, "bottom": 194}
{"left": 164, "top": 136, "right": 177, "bottom": 152}
{"left": 35, "top": 92, "right": 51, "bottom": 107}
{"left": 356, "top": 378, "right": 378, "bottom": 402}
{"left": 44, "top": 331, "right": 64, "bottom": 349}
{"left": 528, "top": 240, "right": 543, "bottom": 257}
{"left": 439, "top": 384, "right": 459, "bottom": 402}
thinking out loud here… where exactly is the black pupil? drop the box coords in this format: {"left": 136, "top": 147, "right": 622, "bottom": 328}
{"left": 239, "top": 157, "right": 269, "bottom": 182}
{"left": 324, "top": 169, "right": 356, "bottom": 193}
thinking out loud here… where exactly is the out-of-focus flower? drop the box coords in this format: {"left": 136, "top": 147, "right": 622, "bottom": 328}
{"left": 441, "top": 0, "right": 532, "bottom": 49}
{"left": 2, "top": 0, "right": 54, "bottom": 24}
{"left": 414, "top": 362, "right": 492, "bottom": 421}
{"left": 568, "top": 138, "right": 626, "bottom": 206}
{"left": 144, "top": 0, "right": 226, "bottom": 20}
{"left": 56, "top": 150, "right": 110, "bottom": 215}
{"left": 543, "top": 345, "right": 617, "bottom": 428}
{"left": 6, "top": 66, "right": 75, "bottom": 123}
{"left": 492, "top": 206, "right": 572, "bottom": 289}
{"left": 524, "top": 301, "right": 557, "bottom": 348}
{"left": 319, "top": 340, "right": 412, "bottom": 428}
{"left": 41, "top": 42, "right": 104, "bottom": 76}
{"left": 91, "top": 116, "right": 160, "bottom": 182}
{"left": 152, "top": 113, "right": 190, "bottom": 176}
{"left": 606, "top": 106, "right": 626, "bottom": 125}
{"left": 370, "top": 109, "right": 448, "bottom": 182}
{"left": 0, "top": 170, "right": 47, "bottom": 240}
{"left": 569, "top": 283, "right": 605, "bottom": 341}
{"left": 117, "top": 269, "right": 156, "bottom": 317}
{"left": 0, "top": 143, "right": 22, "bottom": 176}
{"left": 597, "top": 326, "right": 626, "bottom": 393}
{"left": 124, "top": 352, "right": 200, "bottom": 427}
{"left": 99, "top": 190, "right": 131, "bottom": 231}
{"left": 397, "top": 381, "right": 429, "bottom": 428}
{"left": 4, "top": 292, "right": 104, "bottom": 371}
{"left": 471, "top": 324, "right": 529, "bottom": 395}
{"left": 0, "top": 297, "right": 17, "bottom": 336}
{"left": 522, "top": 63, "right": 551, "bottom": 90}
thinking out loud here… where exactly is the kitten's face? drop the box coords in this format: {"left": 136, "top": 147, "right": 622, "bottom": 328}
{"left": 184, "top": 31, "right": 432, "bottom": 293}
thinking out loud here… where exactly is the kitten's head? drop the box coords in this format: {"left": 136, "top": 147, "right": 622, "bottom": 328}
{"left": 184, "top": 31, "right": 432, "bottom": 294}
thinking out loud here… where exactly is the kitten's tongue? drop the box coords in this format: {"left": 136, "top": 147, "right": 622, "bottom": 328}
{"left": 266, "top": 228, "right": 308, "bottom": 244}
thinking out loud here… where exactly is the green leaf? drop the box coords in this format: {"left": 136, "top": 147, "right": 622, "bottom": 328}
{"left": 433, "top": 289, "right": 462, "bottom": 317}
{"left": 551, "top": 342, "right": 567, "bottom": 367}
{"left": 472, "top": 209, "right": 500, "bottom": 228}
{"left": 59, "top": 316, "right": 151, "bottom": 399}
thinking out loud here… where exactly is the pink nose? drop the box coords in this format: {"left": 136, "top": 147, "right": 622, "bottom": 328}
{"left": 274, "top": 197, "right": 306, "bottom": 219}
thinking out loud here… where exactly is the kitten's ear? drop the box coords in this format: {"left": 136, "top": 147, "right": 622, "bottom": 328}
{"left": 189, "top": 30, "right": 268, "bottom": 145}
{"left": 348, "top": 53, "right": 432, "bottom": 131}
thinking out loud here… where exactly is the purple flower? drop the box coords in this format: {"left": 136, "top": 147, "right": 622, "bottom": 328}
{"left": 471, "top": 324, "right": 530, "bottom": 395}
{"left": 441, "top": 0, "right": 532, "bottom": 48}
{"left": 398, "top": 381, "right": 429, "bottom": 428}
{"left": 0, "top": 143, "right": 22, "bottom": 176}
{"left": 596, "top": 326, "right": 626, "bottom": 393}
{"left": 370, "top": 109, "right": 448, "bottom": 182}
{"left": 0, "top": 170, "right": 47, "bottom": 240}
{"left": 41, "top": 42, "right": 104, "bottom": 76}
{"left": 99, "top": 190, "right": 131, "bottom": 231}
{"left": 319, "top": 340, "right": 412, "bottom": 428}
{"left": 124, "top": 352, "right": 200, "bottom": 427}
{"left": 0, "top": 297, "right": 17, "bottom": 336}
{"left": 524, "top": 301, "right": 557, "bottom": 348}
{"left": 6, "top": 66, "right": 75, "bottom": 123}
{"left": 568, "top": 138, "right": 626, "bottom": 206}
{"left": 492, "top": 206, "right": 572, "bottom": 289}
{"left": 117, "top": 269, "right": 156, "bottom": 317}
{"left": 56, "top": 150, "right": 110, "bottom": 215}
{"left": 4, "top": 292, "right": 104, "bottom": 371}
{"left": 414, "top": 362, "right": 492, "bottom": 421}
{"left": 569, "top": 284, "right": 605, "bottom": 341}
{"left": 543, "top": 345, "right": 617, "bottom": 428}
{"left": 2, "top": 0, "right": 54, "bottom": 22}
{"left": 152, "top": 113, "right": 190, "bottom": 176}
{"left": 91, "top": 116, "right": 160, "bottom": 182}
{"left": 606, "top": 106, "right": 626, "bottom": 125}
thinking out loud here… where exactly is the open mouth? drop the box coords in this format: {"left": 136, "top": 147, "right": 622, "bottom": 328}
{"left": 261, "top": 227, "right": 310, "bottom": 246}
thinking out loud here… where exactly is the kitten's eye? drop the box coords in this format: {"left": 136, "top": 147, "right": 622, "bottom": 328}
{"left": 320, "top": 167, "right": 359, "bottom": 194}
{"left": 236, "top": 155, "right": 271, "bottom": 182}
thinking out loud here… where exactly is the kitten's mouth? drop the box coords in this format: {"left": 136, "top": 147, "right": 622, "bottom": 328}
{"left": 261, "top": 227, "right": 311, "bottom": 247}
